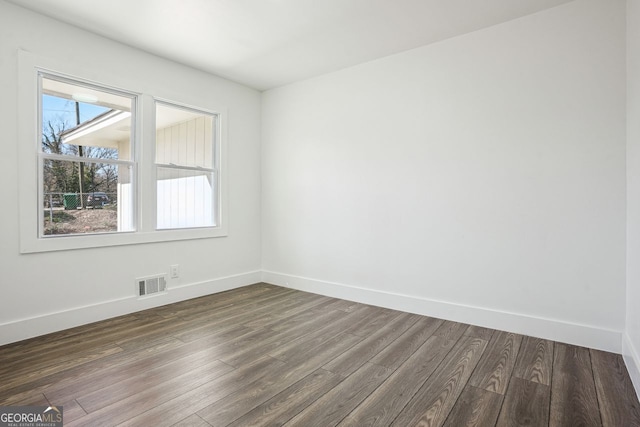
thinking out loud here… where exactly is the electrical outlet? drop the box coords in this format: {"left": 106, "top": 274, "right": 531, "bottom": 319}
{"left": 170, "top": 264, "right": 180, "bottom": 279}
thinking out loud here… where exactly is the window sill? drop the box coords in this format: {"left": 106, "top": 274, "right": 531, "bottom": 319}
{"left": 20, "top": 226, "right": 228, "bottom": 254}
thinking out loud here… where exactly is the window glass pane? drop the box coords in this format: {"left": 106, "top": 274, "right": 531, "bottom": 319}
{"left": 42, "top": 159, "right": 134, "bottom": 235}
{"left": 155, "top": 103, "right": 215, "bottom": 168}
{"left": 155, "top": 101, "right": 217, "bottom": 230}
{"left": 156, "top": 167, "right": 216, "bottom": 229}
{"left": 39, "top": 74, "right": 136, "bottom": 238}
{"left": 41, "top": 76, "right": 134, "bottom": 160}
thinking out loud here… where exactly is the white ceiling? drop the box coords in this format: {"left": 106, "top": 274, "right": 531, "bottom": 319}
{"left": 9, "top": 0, "right": 573, "bottom": 91}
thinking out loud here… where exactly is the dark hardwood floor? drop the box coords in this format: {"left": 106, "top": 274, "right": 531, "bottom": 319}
{"left": 1, "top": 283, "right": 639, "bottom": 426}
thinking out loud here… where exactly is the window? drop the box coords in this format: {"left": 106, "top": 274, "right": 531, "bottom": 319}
{"left": 39, "top": 74, "right": 136, "bottom": 236}
{"left": 155, "top": 102, "right": 218, "bottom": 229}
{"left": 18, "top": 50, "right": 228, "bottom": 253}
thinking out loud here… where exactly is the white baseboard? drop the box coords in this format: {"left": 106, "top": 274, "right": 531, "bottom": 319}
{"left": 623, "top": 333, "right": 640, "bottom": 400}
{"left": 2, "top": 269, "right": 625, "bottom": 355}
{"left": 0, "top": 270, "right": 262, "bottom": 346}
{"left": 262, "top": 270, "right": 622, "bottom": 353}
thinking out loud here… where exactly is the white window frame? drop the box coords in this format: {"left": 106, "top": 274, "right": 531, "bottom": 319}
{"left": 17, "top": 50, "right": 229, "bottom": 253}
{"left": 38, "top": 72, "right": 139, "bottom": 238}
{"left": 153, "top": 99, "right": 220, "bottom": 231}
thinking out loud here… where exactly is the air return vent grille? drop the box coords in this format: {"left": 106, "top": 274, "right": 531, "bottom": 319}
{"left": 137, "top": 275, "right": 167, "bottom": 297}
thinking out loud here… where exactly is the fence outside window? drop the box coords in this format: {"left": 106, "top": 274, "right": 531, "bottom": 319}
{"left": 43, "top": 192, "right": 118, "bottom": 235}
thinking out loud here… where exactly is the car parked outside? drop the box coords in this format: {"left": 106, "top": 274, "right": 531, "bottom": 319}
{"left": 86, "top": 192, "right": 110, "bottom": 208}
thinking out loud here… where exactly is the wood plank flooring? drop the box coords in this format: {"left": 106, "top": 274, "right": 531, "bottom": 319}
{"left": 1, "top": 283, "right": 639, "bottom": 426}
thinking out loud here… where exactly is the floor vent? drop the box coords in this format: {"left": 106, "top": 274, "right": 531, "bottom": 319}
{"left": 137, "top": 275, "right": 167, "bottom": 297}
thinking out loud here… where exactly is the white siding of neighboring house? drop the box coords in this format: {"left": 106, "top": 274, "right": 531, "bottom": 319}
{"left": 156, "top": 117, "right": 215, "bottom": 229}
{"left": 117, "top": 138, "right": 134, "bottom": 232}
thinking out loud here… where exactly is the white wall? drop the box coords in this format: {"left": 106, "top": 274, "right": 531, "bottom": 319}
{"left": 262, "top": 0, "right": 627, "bottom": 351}
{"left": 0, "top": 0, "right": 262, "bottom": 345}
{"left": 625, "top": 0, "right": 640, "bottom": 397}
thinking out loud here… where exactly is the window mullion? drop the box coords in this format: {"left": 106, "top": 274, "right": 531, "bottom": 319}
{"left": 138, "top": 94, "right": 156, "bottom": 233}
